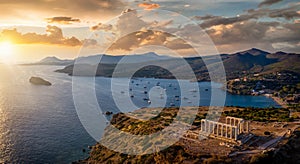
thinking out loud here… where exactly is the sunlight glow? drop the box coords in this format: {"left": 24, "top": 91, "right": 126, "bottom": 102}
{"left": 0, "top": 41, "right": 14, "bottom": 63}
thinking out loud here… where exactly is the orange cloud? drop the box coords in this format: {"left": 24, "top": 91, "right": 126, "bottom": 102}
{"left": 45, "top": 16, "right": 81, "bottom": 25}
{"left": 138, "top": 3, "right": 160, "bottom": 10}
{"left": 0, "top": 26, "right": 82, "bottom": 46}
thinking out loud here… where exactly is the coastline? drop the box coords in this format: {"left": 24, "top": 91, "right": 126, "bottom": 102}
{"left": 269, "top": 95, "right": 288, "bottom": 108}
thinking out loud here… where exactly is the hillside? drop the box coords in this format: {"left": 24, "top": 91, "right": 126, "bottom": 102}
{"left": 75, "top": 107, "right": 300, "bottom": 164}
{"left": 26, "top": 56, "right": 74, "bottom": 66}
{"left": 56, "top": 48, "right": 300, "bottom": 81}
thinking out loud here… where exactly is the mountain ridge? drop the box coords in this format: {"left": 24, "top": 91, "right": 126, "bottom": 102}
{"left": 55, "top": 48, "right": 300, "bottom": 81}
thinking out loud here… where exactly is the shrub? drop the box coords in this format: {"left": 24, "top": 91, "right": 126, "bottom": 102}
{"left": 249, "top": 153, "right": 271, "bottom": 164}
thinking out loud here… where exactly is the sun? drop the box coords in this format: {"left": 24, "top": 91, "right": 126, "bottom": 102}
{"left": 0, "top": 41, "right": 14, "bottom": 63}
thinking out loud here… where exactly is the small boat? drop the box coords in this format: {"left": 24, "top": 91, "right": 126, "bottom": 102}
{"left": 105, "top": 111, "right": 113, "bottom": 115}
{"left": 170, "top": 103, "right": 175, "bottom": 107}
{"left": 144, "top": 91, "right": 148, "bottom": 94}
{"left": 183, "top": 97, "right": 188, "bottom": 100}
{"left": 143, "top": 98, "right": 149, "bottom": 101}
{"left": 130, "top": 95, "right": 134, "bottom": 98}
{"left": 189, "top": 89, "right": 197, "bottom": 92}
{"left": 205, "top": 89, "right": 209, "bottom": 91}
{"left": 148, "top": 100, "right": 151, "bottom": 104}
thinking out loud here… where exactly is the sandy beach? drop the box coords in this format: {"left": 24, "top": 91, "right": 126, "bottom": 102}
{"left": 271, "top": 96, "right": 288, "bottom": 108}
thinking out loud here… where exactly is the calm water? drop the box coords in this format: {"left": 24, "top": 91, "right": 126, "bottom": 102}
{"left": 0, "top": 65, "right": 280, "bottom": 163}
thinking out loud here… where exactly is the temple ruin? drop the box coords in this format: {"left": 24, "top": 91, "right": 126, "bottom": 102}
{"left": 200, "top": 116, "right": 250, "bottom": 141}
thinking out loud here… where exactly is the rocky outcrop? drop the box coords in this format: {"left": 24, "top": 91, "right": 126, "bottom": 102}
{"left": 29, "top": 77, "right": 52, "bottom": 86}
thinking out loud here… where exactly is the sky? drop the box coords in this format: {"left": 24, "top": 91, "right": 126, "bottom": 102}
{"left": 0, "top": 0, "right": 299, "bottom": 63}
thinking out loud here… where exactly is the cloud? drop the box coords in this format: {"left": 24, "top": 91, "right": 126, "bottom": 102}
{"left": 258, "top": 0, "right": 283, "bottom": 7}
{"left": 0, "top": 25, "right": 82, "bottom": 46}
{"left": 82, "top": 39, "right": 98, "bottom": 47}
{"left": 108, "top": 29, "right": 194, "bottom": 53}
{"left": 248, "top": 5, "right": 300, "bottom": 20}
{"left": 206, "top": 21, "right": 279, "bottom": 45}
{"left": 91, "top": 5, "right": 300, "bottom": 54}
{"left": 199, "top": 14, "right": 261, "bottom": 29}
{"left": 0, "top": 0, "right": 125, "bottom": 24}
{"left": 197, "top": 4, "right": 300, "bottom": 29}
{"left": 193, "top": 15, "right": 220, "bottom": 21}
{"left": 149, "top": 20, "right": 174, "bottom": 28}
{"left": 115, "top": 9, "right": 148, "bottom": 36}
{"left": 91, "top": 23, "right": 113, "bottom": 31}
{"left": 45, "top": 16, "right": 81, "bottom": 24}
{"left": 138, "top": 3, "right": 160, "bottom": 10}
{"left": 203, "top": 19, "right": 300, "bottom": 53}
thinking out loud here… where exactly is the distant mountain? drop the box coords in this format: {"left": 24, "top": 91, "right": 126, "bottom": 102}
{"left": 25, "top": 56, "right": 74, "bottom": 66}
{"left": 238, "top": 48, "right": 270, "bottom": 56}
{"left": 27, "top": 52, "right": 171, "bottom": 66}
{"left": 75, "top": 52, "right": 172, "bottom": 65}
{"left": 55, "top": 48, "right": 300, "bottom": 81}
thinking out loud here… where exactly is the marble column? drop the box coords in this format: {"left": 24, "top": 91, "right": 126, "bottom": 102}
{"left": 221, "top": 125, "right": 223, "bottom": 137}
{"left": 235, "top": 127, "right": 238, "bottom": 140}
{"left": 247, "top": 122, "right": 250, "bottom": 133}
{"left": 204, "top": 121, "right": 207, "bottom": 132}
{"left": 225, "top": 125, "right": 228, "bottom": 138}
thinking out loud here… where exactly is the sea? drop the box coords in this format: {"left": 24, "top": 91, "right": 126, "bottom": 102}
{"left": 0, "top": 65, "right": 280, "bottom": 163}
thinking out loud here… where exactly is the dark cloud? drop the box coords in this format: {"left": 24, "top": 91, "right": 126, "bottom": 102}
{"left": 258, "top": 0, "right": 283, "bottom": 7}
{"left": 0, "top": 0, "right": 125, "bottom": 22}
{"left": 206, "top": 21, "right": 280, "bottom": 45}
{"left": 0, "top": 25, "right": 82, "bottom": 46}
{"left": 199, "top": 14, "right": 261, "bottom": 29}
{"left": 248, "top": 5, "right": 300, "bottom": 20}
{"left": 193, "top": 15, "right": 220, "bottom": 21}
{"left": 198, "top": 5, "right": 300, "bottom": 28}
{"left": 204, "top": 19, "right": 300, "bottom": 53}
{"left": 267, "top": 7, "right": 300, "bottom": 20}
{"left": 46, "top": 16, "right": 80, "bottom": 24}
{"left": 91, "top": 23, "right": 113, "bottom": 31}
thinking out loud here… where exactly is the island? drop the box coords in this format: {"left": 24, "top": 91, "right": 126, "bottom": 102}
{"left": 29, "top": 77, "right": 52, "bottom": 86}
